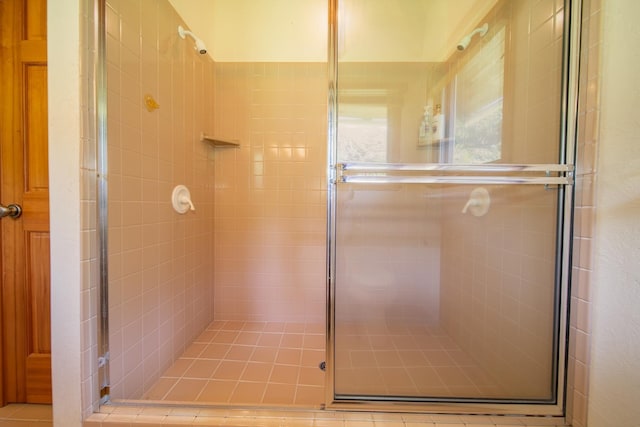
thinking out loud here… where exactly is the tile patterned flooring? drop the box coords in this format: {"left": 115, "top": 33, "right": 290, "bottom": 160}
{"left": 0, "top": 404, "right": 52, "bottom": 426}
{"left": 144, "top": 320, "right": 327, "bottom": 406}
{"left": 334, "top": 321, "right": 505, "bottom": 398}
{"left": 0, "top": 400, "right": 565, "bottom": 427}
{"left": 87, "top": 405, "right": 568, "bottom": 426}
{"left": 144, "top": 320, "right": 507, "bottom": 407}
{"left": 0, "top": 324, "right": 566, "bottom": 427}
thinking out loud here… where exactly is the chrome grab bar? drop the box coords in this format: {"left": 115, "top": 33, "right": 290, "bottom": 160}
{"left": 339, "top": 175, "right": 572, "bottom": 185}
{"left": 336, "top": 162, "right": 574, "bottom": 186}
{"left": 339, "top": 162, "right": 574, "bottom": 173}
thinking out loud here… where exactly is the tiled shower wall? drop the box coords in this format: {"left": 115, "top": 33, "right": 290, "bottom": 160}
{"left": 566, "top": 0, "right": 600, "bottom": 425}
{"left": 211, "top": 63, "right": 327, "bottom": 323}
{"left": 104, "top": 0, "right": 216, "bottom": 399}
{"left": 439, "top": 0, "right": 568, "bottom": 398}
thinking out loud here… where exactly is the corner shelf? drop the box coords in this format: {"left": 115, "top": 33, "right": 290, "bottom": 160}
{"left": 201, "top": 133, "right": 240, "bottom": 148}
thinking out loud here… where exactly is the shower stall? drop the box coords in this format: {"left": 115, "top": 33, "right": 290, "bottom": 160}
{"left": 99, "top": 0, "right": 579, "bottom": 417}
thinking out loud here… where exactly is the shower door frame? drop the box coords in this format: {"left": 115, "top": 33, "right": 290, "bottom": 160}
{"left": 96, "top": 0, "right": 110, "bottom": 404}
{"left": 91, "top": 0, "right": 582, "bottom": 416}
{"left": 324, "top": 0, "right": 583, "bottom": 416}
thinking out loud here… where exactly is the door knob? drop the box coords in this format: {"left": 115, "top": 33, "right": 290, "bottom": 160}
{"left": 0, "top": 203, "right": 22, "bottom": 219}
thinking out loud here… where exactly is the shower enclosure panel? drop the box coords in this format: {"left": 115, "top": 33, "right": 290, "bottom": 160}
{"left": 329, "top": 0, "right": 576, "bottom": 414}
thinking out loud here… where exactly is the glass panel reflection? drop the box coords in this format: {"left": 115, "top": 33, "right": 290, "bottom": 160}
{"left": 332, "top": 0, "right": 567, "bottom": 403}
{"left": 336, "top": 0, "right": 564, "bottom": 166}
{"left": 334, "top": 183, "right": 558, "bottom": 400}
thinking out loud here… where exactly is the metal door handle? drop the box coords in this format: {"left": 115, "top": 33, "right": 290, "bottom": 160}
{"left": 0, "top": 203, "right": 22, "bottom": 219}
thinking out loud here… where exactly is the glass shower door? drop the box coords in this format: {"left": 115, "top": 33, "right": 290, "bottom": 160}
{"left": 328, "top": 0, "right": 576, "bottom": 411}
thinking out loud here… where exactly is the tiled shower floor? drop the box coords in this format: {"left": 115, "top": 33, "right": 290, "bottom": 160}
{"left": 144, "top": 320, "right": 504, "bottom": 406}
{"left": 334, "top": 321, "right": 504, "bottom": 398}
{"left": 144, "top": 321, "right": 327, "bottom": 406}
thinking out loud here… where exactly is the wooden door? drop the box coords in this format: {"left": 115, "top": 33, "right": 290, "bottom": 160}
{"left": 0, "top": 0, "right": 51, "bottom": 404}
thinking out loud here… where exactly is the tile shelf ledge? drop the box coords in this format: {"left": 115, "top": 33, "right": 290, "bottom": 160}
{"left": 201, "top": 133, "right": 240, "bottom": 147}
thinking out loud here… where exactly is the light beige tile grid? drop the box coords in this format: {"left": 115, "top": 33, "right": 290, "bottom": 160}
{"left": 101, "top": 321, "right": 569, "bottom": 426}
{"left": 335, "top": 322, "right": 505, "bottom": 399}
{"left": 565, "top": 0, "right": 601, "bottom": 425}
{"left": 145, "top": 319, "right": 513, "bottom": 407}
{"left": 0, "top": 404, "right": 52, "bottom": 426}
{"left": 143, "top": 321, "right": 326, "bottom": 406}
{"left": 86, "top": 405, "right": 567, "bottom": 427}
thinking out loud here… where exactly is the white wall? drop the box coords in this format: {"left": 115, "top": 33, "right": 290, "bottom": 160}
{"left": 168, "top": 0, "right": 495, "bottom": 62}
{"left": 48, "top": 0, "right": 83, "bottom": 426}
{"left": 588, "top": 0, "right": 640, "bottom": 425}
{"left": 338, "top": 0, "right": 497, "bottom": 62}
{"left": 169, "top": 0, "right": 327, "bottom": 62}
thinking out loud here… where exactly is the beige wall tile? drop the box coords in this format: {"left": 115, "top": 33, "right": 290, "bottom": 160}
{"left": 104, "top": 0, "right": 216, "bottom": 399}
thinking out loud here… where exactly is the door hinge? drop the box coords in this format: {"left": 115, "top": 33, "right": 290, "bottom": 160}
{"left": 98, "top": 352, "right": 109, "bottom": 368}
{"left": 98, "top": 352, "right": 110, "bottom": 402}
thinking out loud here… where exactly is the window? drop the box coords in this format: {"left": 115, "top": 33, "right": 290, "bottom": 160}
{"left": 337, "top": 103, "right": 388, "bottom": 163}
{"left": 451, "top": 27, "right": 505, "bottom": 163}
